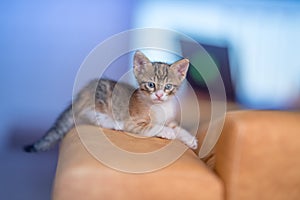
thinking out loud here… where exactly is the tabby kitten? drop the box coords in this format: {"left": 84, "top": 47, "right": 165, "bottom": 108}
{"left": 24, "top": 51, "right": 198, "bottom": 152}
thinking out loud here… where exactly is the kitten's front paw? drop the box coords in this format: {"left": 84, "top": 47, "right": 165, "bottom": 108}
{"left": 174, "top": 127, "right": 198, "bottom": 149}
{"left": 185, "top": 137, "right": 198, "bottom": 150}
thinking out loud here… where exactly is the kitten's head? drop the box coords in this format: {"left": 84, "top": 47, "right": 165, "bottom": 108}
{"left": 133, "top": 50, "right": 189, "bottom": 104}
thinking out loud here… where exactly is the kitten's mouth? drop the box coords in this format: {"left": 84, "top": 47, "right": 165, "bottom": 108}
{"left": 152, "top": 98, "right": 164, "bottom": 103}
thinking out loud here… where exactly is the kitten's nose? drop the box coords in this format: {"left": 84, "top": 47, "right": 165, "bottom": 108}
{"left": 155, "top": 91, "right": 163, "bottom": 98}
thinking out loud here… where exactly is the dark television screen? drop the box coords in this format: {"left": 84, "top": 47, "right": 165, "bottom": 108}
{"left": 180, "top": 39, "right": 235, "bottom": 101}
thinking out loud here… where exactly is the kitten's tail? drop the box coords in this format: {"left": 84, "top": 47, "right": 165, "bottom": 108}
{"left": 23, "top": 105, "right": 74, "bottom": 152}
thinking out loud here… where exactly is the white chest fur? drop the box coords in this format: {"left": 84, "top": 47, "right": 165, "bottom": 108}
{"left": 150, "top": 100, "right": 176, "bottom": 126}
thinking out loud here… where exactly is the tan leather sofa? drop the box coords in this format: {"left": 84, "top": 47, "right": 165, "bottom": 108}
{"left": 52, "top": 110, "right": 300, "bottom": 200}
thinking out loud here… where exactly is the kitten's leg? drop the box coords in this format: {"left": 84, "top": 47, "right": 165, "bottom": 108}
{"left": 81, "top": 109, "right": 124, "bottom": 131}
{"left": 136, "top": 123, "right": 197, "bottom": 149}
{"left": 95, "top": 112, "right": 124, "bottom": 131}
{"left": 167, "top": 122, "right": 198, "bottom": 149}
{"left": 173, "top": 127, "right": 198, "bottom": 149}
{"left": 125, "top": 120, "right": 197, "bottom": 149}
{"left": 125, "top": 119, "right": 176, "bottom": 140}
{"left": 143, "top": 125, "right": 177, "bottom": 139}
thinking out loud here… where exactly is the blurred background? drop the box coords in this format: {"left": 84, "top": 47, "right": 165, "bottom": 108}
{"left": 1, "top": 0, "right": 299, "bottom": 199}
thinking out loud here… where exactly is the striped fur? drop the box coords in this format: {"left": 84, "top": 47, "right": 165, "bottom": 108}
{"left": 24, "top": 51, "right": 197, "bottom": 152}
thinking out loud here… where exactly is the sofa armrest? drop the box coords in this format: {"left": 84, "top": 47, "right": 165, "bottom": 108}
{"left": 52, "top": 126, "right": 223, "bottom": 200}
{"left": 214, "top": 111, "right": 300, "bottom": 200}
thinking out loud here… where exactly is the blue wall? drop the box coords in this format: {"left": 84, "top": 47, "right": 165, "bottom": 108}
{"left": 0, "top": 0, "right": 134, "bottom": 149}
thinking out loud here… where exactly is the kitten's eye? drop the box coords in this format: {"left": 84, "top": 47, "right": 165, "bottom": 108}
{"left": 164, "top": 84, "right": 173, "bottom": 90}
{"left": 147, "top": 82, "right": 155, "bottom": 89}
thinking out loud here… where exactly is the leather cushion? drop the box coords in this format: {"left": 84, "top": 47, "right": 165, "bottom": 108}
{"left": 52, "top": 125, "right": 223, "bottom": 200}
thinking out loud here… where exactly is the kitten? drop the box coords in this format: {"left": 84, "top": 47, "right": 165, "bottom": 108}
{"left": 24, "top": 51, "right": 198, "bottom": 152}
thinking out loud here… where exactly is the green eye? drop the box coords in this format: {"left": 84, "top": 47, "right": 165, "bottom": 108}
{"left": 164, "top": 84, "right": 173, "bottom": 90}
{"left": 147, "top": 82, "right": 155, "bottom": 88}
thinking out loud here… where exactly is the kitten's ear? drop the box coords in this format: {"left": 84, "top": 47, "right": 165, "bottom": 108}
{"left": 170, "top": 58, "right": 190, "bottom": 81}
{"left": 133, "top": 51, "right": 151, "bottom": 73}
